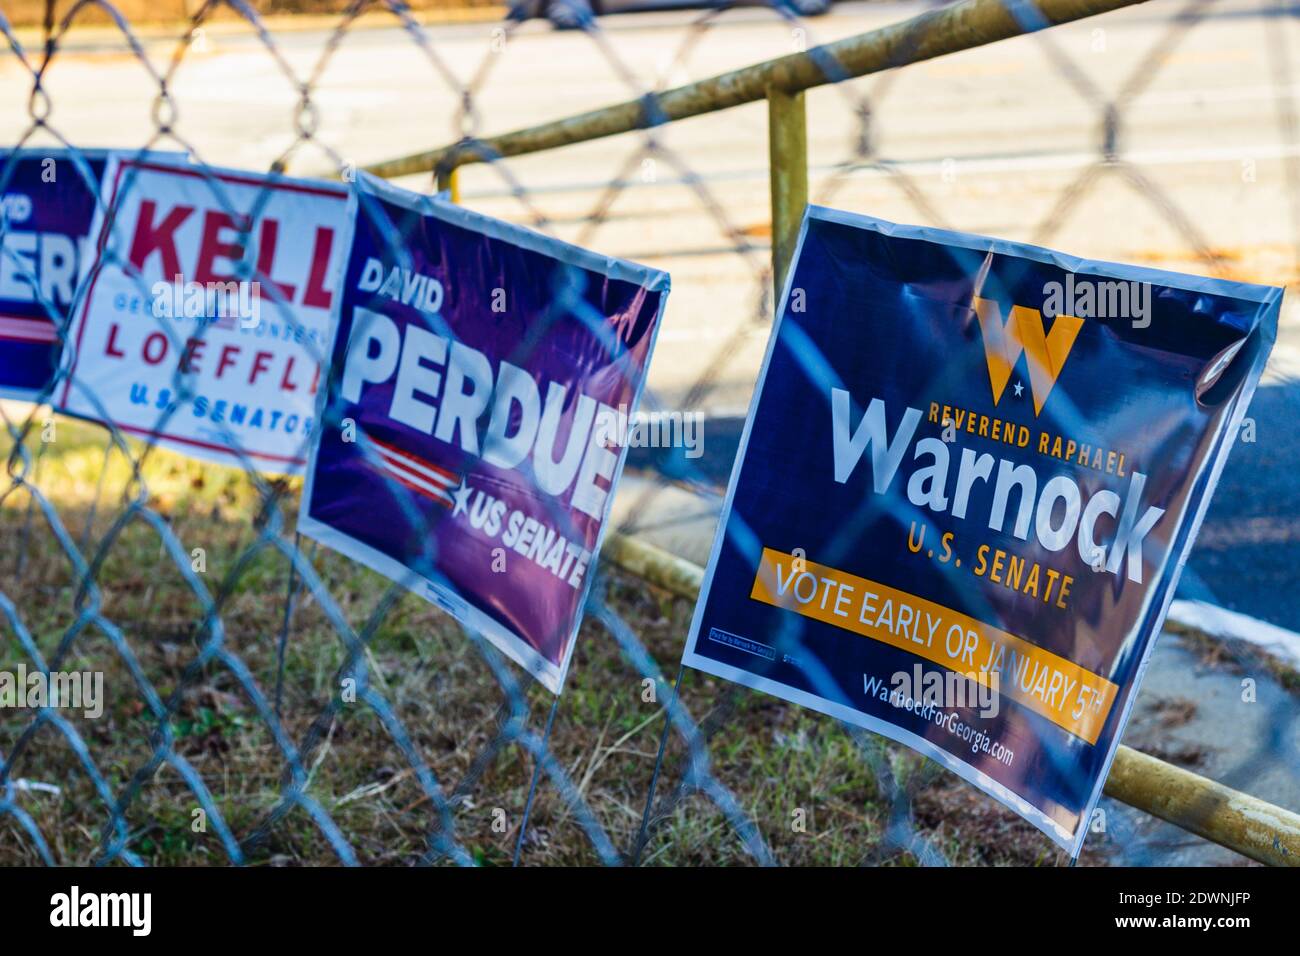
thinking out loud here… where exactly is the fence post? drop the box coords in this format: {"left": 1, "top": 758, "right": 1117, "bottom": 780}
{"left": 767, "top": 86, "right": 807, "bottom": 300}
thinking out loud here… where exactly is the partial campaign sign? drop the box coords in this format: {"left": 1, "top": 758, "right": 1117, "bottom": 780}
{"left": 683, "top": 206, "right": 1281, "bottom": 853}
{"left": 0, "top": 150, "right": 180, "bottom": 400}
{"left": 59, "top": 157, "right": 348, "bottom": 472}
{"left": 299, "top": 174, "right": 668, "bottom": 692}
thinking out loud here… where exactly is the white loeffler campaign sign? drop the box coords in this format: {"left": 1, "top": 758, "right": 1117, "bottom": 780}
{"left": 59, "top": 158, "right": 348, "bottom": 472}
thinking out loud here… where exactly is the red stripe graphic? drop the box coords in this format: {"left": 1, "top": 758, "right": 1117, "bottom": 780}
{"left": 367, "top": 437, "right": 458, "bottom": 484}
{"left": 0, "top": 317, "right": 58, "bottom": 343}
{"left": 363, "top": 437, "right": 458, "bottom": 509}
{"left": 385, "top": 465, "right": 454, "bottom": 509}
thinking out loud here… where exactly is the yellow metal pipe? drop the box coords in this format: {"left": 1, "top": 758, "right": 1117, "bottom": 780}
{"left": 1105, "top": 744, "right": 1300, "bottom": 867}
{"left": 436, "top": 164, "right": 461, "bottom": 204}
{"left": 767, "top": 87, "right": 808, "bottom": 300}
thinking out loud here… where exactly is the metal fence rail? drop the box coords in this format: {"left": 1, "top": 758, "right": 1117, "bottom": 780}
{"left": 366, "top": 0, "right": 1149, "bottom": 175}
{"left": 1, "top": 0, "right": 1298, "bottom": 868}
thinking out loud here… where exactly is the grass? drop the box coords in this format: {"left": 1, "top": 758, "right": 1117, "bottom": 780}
{"left": 0, "top": 411, "right": 1082, "bottom": 866}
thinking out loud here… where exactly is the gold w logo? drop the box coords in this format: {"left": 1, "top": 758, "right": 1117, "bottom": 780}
{"left": 973, "top": 296, "right": 1083, "bottom": 416}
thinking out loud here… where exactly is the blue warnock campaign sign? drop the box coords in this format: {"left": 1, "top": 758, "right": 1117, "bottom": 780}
{"left": 299, "top": 173, "right": 668, "bottom": 693}
{"left": 683, "top": 206, "right": 1282, "bottom": 853}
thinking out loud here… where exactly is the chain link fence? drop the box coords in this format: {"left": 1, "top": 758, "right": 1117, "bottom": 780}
{"left": 1, "top": 0, "right": 1298, "bottom": 866}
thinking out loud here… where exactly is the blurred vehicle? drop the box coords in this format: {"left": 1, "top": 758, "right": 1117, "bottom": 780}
{"left": 508, "top": 0, "right": 833, "bottom": 30}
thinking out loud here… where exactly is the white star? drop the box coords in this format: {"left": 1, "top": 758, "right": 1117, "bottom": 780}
{"left": 1013, "top": 380, "right": 1024, "bottom": 397}
{"left": 450, "top": 478, "right": 472, "bottom": 517}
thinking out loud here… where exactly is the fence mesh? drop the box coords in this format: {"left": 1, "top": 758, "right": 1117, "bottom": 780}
{"left": 1, "top": 0, "right": 1298, "bottom": 867}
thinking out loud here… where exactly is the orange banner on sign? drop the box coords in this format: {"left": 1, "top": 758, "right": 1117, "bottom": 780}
{"left": 749, "top": 548, "right": 1117, "bottom": 743}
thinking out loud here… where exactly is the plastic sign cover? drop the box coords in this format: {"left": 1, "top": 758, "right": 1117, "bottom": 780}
{"left": 59, "top": 157, "right": 348, "bottom": 473}
{"left": 298, "top": 173, "right": 668, "bottom": 693}
{"left": 683, "top": 206, "right": 1281, "bottom": 853}
{"left": 0, "top": 149, "right": 183, "bottom": 401}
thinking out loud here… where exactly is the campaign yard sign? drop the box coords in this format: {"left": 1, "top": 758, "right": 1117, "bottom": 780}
{"left": 59, "top": 157, "right": 348, "bottom": 472}
{"left": 0, "top": 150, "right": 181, "bottom": 401}
{"left": 299, "top": 173, "right": 668, "bottom": 693}
{"left": 683, "top": 206, "right": 1281, "bottom": 853}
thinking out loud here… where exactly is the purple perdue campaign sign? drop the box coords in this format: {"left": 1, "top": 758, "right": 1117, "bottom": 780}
{"left": 2, "top": 151, "right": 119, "bottom": 399}
{"left": 299, "top": 173, "right": 668, "bottom": 693}
{"left": 682, "top": 207, "right": 1280, "bottom": 854}
{"left": 0, "top": 149, "right": 185, "bottom": 401}
{"left": 0, "top": 149, "right": 113, "bottom": 400}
